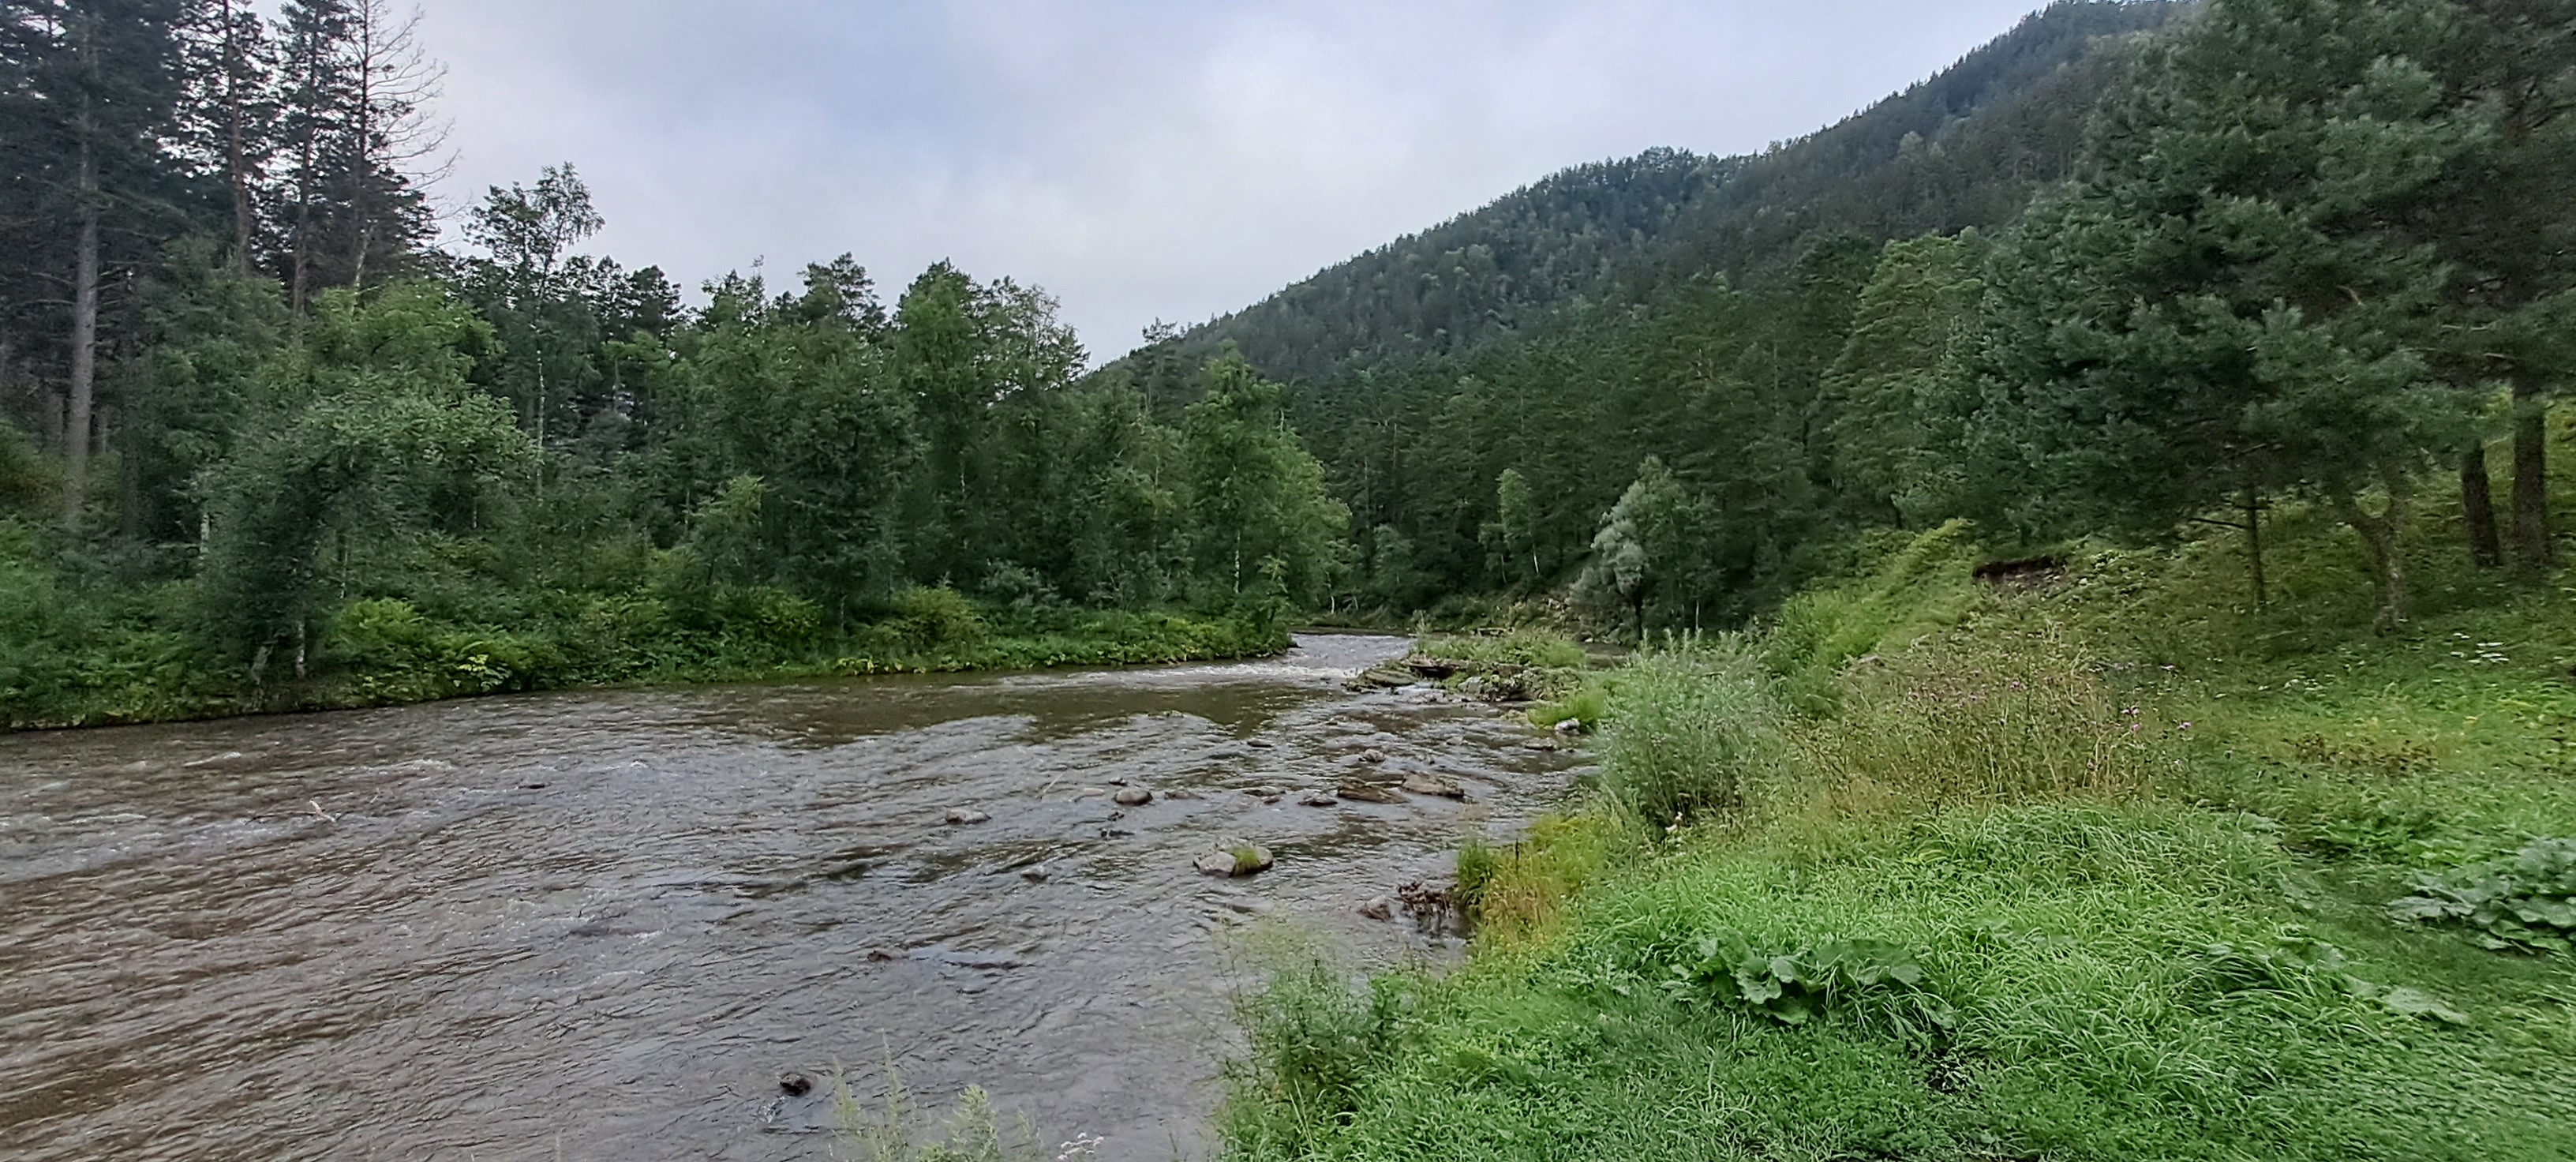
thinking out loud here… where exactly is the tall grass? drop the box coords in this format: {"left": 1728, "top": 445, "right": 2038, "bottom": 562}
{"left": 1799, "top": 624, "right": 2173, "bottom": 815}
{"left": 1597, "top": 639, "right": 1790, "bottom": 830}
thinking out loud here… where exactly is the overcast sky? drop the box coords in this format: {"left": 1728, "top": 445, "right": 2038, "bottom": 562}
{"left": 414, "top": 1, "right": 2058, "bottom": 362}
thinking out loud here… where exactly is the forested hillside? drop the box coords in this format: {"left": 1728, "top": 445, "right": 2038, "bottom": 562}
{"left": 1140, "top": 0, "right": 2183, "bottom": 388}
{"left": 1223, "top": 2, "right": 2576, "bottom": 1156}
{"left": 1108, "top": 0, "right": 2568, "bottom": 642}
{"left": 0, "top": 1, "right": 1344, "bottom": 727}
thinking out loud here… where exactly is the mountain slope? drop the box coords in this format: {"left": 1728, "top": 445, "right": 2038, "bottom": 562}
{"left": 1140, "top": 0, "right": 2184, "bottom": 385}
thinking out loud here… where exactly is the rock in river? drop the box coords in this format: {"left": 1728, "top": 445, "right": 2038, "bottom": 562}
{"left": 943, "top": 808, "right": 990, "bottom": 826}
{"left": 1400, "top": 774, "right": 1467, "bottom": 800}
{"left": 1297, "top": 792, "right": 1339, "bottom": 808}
{"left": 1357, "top": 897, "right": 1394, "bottom": 921}
{"left": 1196, "top": 845, "right": 1274, "bottom": 878}
{"left": 1335, "top": 782, "right": 1407, "bottom": 804}
{"left": 1113, "top": 787, "right": 1155, "bottom": 807}
{"left": 1361, "top": 748, "right": 1388, "bottom": 764}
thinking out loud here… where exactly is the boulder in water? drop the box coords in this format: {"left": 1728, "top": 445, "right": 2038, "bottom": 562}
{"left": 1196, "top": 845, "right": 1274, "bottom": 877}
{"left": 1401, "top": 774, "right": 1467, "bottom": 800}
{"left": 1358, "top": 897, "right": 1394, "bottom": 921}
{"left": 944, "top": 808, "right": 990, "bottom": 826}
{"left": 1298, "top": 792, "right": 1339, "bottom": 808}
{"left": 778, "top": 1071, "right": 813, "bottom": 1096}
{"left": 1335, "top": 782, "right": 1406, "bottom": 804}
{"left": 1361, "top": 748, "right": 1388, "bottom": 764}
{"left": 1114, "top": 787, "right": 1154, "bottom": 807}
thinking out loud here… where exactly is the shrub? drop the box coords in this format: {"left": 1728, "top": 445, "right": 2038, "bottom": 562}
{"left": 890, "top": 586, "right": 987, "bottom": 652}
{"left": 1228, "top": 960, "right": 1405, "bottom": 1117}
{"left": 1601, "top": 639, "right": 1792, "bottom": 830}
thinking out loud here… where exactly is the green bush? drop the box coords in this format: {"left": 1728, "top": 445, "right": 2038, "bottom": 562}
{"left": 890, "top": 586, "right": 987, "bottom": 652}
{"left": 1600, "top": 639, "right": 1792, "bottom": 830}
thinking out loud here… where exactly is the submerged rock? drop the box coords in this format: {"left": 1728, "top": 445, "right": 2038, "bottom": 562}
{"left": 778, "top": 1071, "right": 813, "bottom": 1097}
{"left": 943, "top": 808, "right": 990, "bottom": 826}
{"left": 1358, "top": 897, "right": 1394, "bottom": 921}
{"left": 1335, "top": 782, "right": 1406, "bottom": 804}
{"left": 1361, "top": 748, "right": 1388, "bottom": 764}
{"left": 1400, "top": 774, "right": 1467, "bottom": 800}
{"left": 1298, "top": 792, "right": 1339, "bottom": 808}
{"left": 1113, "top": 787, "right": 1155, "bottom": 807}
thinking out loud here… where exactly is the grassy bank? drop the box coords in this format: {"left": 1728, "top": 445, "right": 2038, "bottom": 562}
{"left": 1224, "top": 495, "right": 2576, "bottom": 1156}
{"left": 0, "top": 527, "right": 1286, "bottom": 730}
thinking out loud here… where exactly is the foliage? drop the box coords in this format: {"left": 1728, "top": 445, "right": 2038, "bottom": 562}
{"left": 1599, "top": 639, "right": 1790, "bottom": 829}
{"left": 1410, "top": 630, "right": 1586, "bottom": 671}
{"left": 1651, "top": 929, "right": 1953, "bottom": 1036}
{"left": 1799, "top": 624, "right": 2172, "bottom": 815}
{"left": 2391, "top": 839, "right": 2576, "bottom": 954}
{"left": 831, "top": 1064, "right": 1058, "bottom": 1162}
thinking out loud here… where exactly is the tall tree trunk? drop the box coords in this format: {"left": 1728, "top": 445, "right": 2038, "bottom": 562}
{"left": 64, "top": 90, "right": 100, "bottom": 528}
{"left": 2242, "top": 486, "right": 2269, "bottom": 608}
{"left": 2335, "top": 483, "right": 2411, "bottom": 632}
{"left": 223, "top": 0, "right": 254, "bottom": 278}
{"left": 2462, "top": 444, "right": 2503, "bottom": 568}
{"left": 2511, "top": 374, "right": 2552, "bottom": 572}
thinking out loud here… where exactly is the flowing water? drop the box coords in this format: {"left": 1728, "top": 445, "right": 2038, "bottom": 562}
{"left": 0, "top": 635, "right": 1586, "bottom": 1161}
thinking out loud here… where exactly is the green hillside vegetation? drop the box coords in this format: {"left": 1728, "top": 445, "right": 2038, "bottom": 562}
{"left": 1212, "top": 0, "right": 2576, "bottom": 1156}
{"left": 1224, "top": 429, "right": 2576, "bottom": 1159}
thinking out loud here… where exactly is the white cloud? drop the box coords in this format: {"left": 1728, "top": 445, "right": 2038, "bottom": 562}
{"left": 415, "top": 0, "right": 2054, "bottom": 362}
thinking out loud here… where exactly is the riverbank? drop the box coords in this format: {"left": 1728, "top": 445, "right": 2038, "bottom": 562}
{"left": 0, "top": 577, "right": 1289, "bottom": 730}
{"left": 1222, "top": 514, "right": 2576, "bottom": 1159}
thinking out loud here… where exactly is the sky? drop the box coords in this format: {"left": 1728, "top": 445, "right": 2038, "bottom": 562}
{"left": 413, "top": 1, "right": 2061, "bottom": 363}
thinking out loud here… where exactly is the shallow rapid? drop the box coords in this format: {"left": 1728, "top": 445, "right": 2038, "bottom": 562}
{"left": 0, "top": 634, "right": 1586, "bottom": 1160}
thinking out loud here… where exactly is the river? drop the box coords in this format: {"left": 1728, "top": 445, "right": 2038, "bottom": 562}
{"left": 0, "top": 634, "right": 1586, "bottom": 1160}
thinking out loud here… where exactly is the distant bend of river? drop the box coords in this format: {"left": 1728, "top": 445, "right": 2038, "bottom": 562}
{"left": 0, "top": 634, "right": 1586, "bottom": 1162}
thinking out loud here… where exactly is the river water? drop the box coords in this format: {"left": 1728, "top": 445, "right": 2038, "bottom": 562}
{"left": 0, "top": 635, "right": 1584, "bottom": 1161}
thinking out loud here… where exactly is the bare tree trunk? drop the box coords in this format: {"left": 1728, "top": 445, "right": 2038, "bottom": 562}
{"left": 2511, "top": 375, "right": 2552, "bottom": 572}
{"left": 223, "top": 0, "right": 254, "bottom": 278}
{"left": 2242, "top": 487, "right": 2268, "bottom": 608}
{"left": 2462, "top": 444, "right": 2503, "bottom": 568}
{"left": 2335, "top": 482, "right": 2411, "bottom": 632}
{"left": 64, "top": 92, "right": 100, "bottom": 528}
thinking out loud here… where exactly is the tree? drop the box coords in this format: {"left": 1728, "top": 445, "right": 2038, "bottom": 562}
{"left": 1968, "top": 0, "right": 2486, "bottom": 628}
{"left": 1822, "top": 231, "right": 1984, "bottom": 527}
{"left": 1575, "top": 456, "right": 1702, "bottom": 637}
{"left": 1481, "top": 467, "right": 1540, "bottom": 587}
{"left": 198, "top": 282, "right": 529, "bottom": 673}
{"left": 272, "top": 0, "right": 438, "bottom": 310}
{"left": 462, "top": 163, "right": 605, "bottom": 447}
{"left": 6, "top": 1, "right": 192, "bottom": 527}
{"left": 173, "top": 0, "right": 276, "bottom": 278}
{"left": 2423, "top": 0, "right": 2576, "bottom": 572}
{"left": 1180, "top": 349, "right": 1350, "bottom": 609}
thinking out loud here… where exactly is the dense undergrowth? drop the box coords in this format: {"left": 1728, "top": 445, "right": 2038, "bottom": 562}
{"left": 1222, "top": 436, "right": 2576, "bottom": 1159}
{"left": 0, "top": 523, "right": 1282, "bottom": 729}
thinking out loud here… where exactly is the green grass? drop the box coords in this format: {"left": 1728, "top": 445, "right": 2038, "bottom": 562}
{"left": 1222, "top": 420, "right": 2576, "bottom": 1160}
{"left": 1412, "top": 630, "right": 1589, "bottom": 672}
